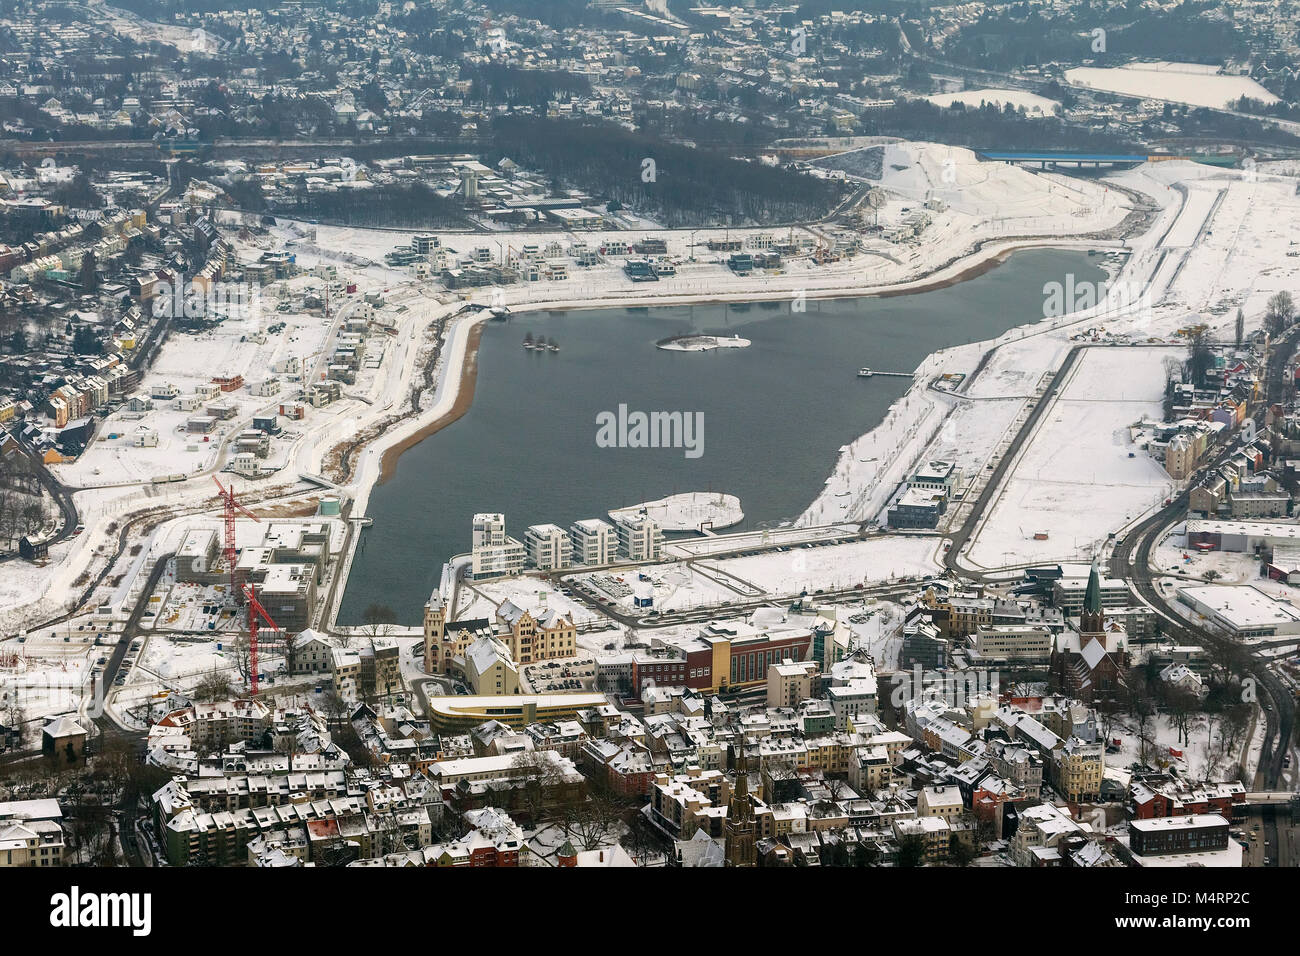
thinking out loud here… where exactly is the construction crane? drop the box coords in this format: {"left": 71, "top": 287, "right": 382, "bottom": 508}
{"left": 242, "top": 582, "right": 280, "bottom": 697}
{"left": 213, "top": 476, "right": 260, "bottom": 603}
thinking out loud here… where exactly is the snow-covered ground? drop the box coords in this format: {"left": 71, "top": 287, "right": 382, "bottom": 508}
{"left": 16, "top": 144, "right": 1300, "bottom": 659}
{"left": 1106, "top": 712, "right": 1238, "bottom": 782}
{"left": 926, "top": 88, "right": 1059, "bottom": 116}
{"left": 608, "top": 492, "right": 743, "bottom": 532}
{"left": 1065, "top": 62, "right": 1279, "bottom": 110}
{"left": 704, "top": 536, "right": 938, "bottom": 593}
{"left": 965, "top": 346, "right": 1174, "bottom": 569}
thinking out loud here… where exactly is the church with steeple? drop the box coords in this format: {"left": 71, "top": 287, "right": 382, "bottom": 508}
{"left": 1078, "top": 560, "right": 1107, "bottom": 636}
{"left": 1050, "top": 560, "right": 1129, "bottom": 702}
{"left": 724, "top": 736, "right": 757, "bottom": 868}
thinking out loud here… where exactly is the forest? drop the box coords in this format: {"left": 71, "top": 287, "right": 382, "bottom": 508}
{"left": 488, "top": 116, "right": 850, "bottom": 227}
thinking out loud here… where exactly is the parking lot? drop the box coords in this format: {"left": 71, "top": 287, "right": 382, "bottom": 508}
{"left": 523, "top": 657, "right": 596, "bottom": 693}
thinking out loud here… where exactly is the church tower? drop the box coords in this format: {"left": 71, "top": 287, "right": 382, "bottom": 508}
{"left": 1079, "top": 560, "right": 1105, "bottom": 636}
{"left": 423, "top": 592, "right": 446, "bottom": 674}
{"left": 725, "top": 735, "right": 757, "bottom": 868}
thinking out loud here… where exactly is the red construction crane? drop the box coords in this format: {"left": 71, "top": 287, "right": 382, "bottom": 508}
{"left": 213, "top": 476, "right": 260, "bottom": 602}
{"left": 242, "top": 582, "right": 281, "bottom": 697}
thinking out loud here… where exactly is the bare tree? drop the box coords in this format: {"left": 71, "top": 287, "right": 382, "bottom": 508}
{"left": 511, "top": 750, "right": 565, "bottom": 823}
{"left": 319, "top": 687, "right": 349, "bottom": 733}
{"left": 1166, "top": 687, "right": 1198, "bottom": 746}
{"left": 559, "top": 791, "right": 622, "bottom": 851}
{"left": 194, "top": 668, "right": 232, "bottom": 703}
{"left": 1265, "top": 291, "right": 1295, "bottom": 337}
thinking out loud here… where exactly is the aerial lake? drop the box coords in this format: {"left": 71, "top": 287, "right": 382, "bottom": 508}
{"left": 338, "top": 248, "right": 1108, "bottom": 623}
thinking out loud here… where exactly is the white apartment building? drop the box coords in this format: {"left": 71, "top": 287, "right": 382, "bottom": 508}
{"left": 614, "top": 513, "right": 664, "bottom": 562}
{"left": 473, "top": 513, "right": 507, "bottom": 549}
{"left": 470, "top": 513, "right": 526, "bottom": 580}
{"left": 524, "top": 523, "right": 572, "bottom": 570}
{"left": 570, "top": 518, "right": 616, "bottom": 566}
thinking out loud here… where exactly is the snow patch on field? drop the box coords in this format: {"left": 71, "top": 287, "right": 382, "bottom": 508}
{"left": 1065, "top": 63, "right": 1279, "bottom": 110}
{"left": 926, "top": 88, "right": 1059, "bottom": 117}
{"left": 708, "top": 535, "right": 939, "bottom": 593}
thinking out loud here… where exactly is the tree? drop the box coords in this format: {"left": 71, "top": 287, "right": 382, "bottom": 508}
{"left": 511, "top": 749, "right": 566, "bottom": 824}
{"left": 1095, "top": 696, "right": 1122, "bottom": 747}
{"left": 853, "top": 840, "right": 880, "bottom": 867}
{"left": 949, "top": 836, "right": 978, "bottom": 866}
{"left": 559, "top": 791, "right": 621, "bottom": 851}
{"left": 1265, "top": 291, "right": 1295, "bottom": 337}
{"left": 194, "top": 669, "right": 231, "bottom": 702}
{"left": 361, "top": 604, "right": 398, "bottom": 702}
{"left": 80, "top": 250, "right": 99, "bottom": 293}
{"left": 1187, "top": 329, "right": 1213, "bottom": 387}
{"left": 1166, "top": 687, "right": 1198, "bottom": 745}
{"left": 1235, "top": 306, "right": 1244, "bottom": 347}
{"left": 896, "top": 833, "right": 926, "bottom": 867}
{"left": 272, "top": 731, "right": 298, "bottom": 773}
{"left": 621, "top": 811, "right": 664, "bottom": 866}
{"left": 319, "top": 688, "right": 349, "bottom": 733}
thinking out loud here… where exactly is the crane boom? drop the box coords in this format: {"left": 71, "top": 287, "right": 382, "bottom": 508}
{"left": 213, "top": 477, "right": 261, "bottom": 602}
{"left": 242, "top": 582, "right": 280, "bottom": 696}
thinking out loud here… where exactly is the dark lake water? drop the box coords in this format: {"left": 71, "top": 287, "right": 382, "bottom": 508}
{"left": 339, "top": 248, "right": 1107, "bottom": 623}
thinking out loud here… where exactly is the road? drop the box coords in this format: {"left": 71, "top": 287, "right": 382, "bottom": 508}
{"left": 943, "top": 344, "right": 1085, "bottom": 580}
{"left": 1107, "top": 324, "right": 1300, "bottom": 807}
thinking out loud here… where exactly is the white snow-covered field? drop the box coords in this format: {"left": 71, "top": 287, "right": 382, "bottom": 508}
{"left": 0, "top": 646, "right": 94, "bottom": 726}
{"left": 965, "top": 346, "right": 1174, "bottom": 569}
{"left": 1065, "top": 63, "right": 1279, "bottom": 110}
{"left": 706, "top": 535, "right": 939, "bottom": 593}
{"left": 1162, "top": 182, "right": 1222, "bottom": 249}
{"left": 926, "top": 88, "right": 1060, "bottom": 117}
{"left": 608, "top": 492, "right": 743, "bottom": 532}
{"left": 873, "top": 142, "right": 1124, "bottom": 228}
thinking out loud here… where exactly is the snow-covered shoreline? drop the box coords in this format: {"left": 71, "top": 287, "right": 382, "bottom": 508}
{"left": 0, "top": 144, "right": 1172, "bottom": 634}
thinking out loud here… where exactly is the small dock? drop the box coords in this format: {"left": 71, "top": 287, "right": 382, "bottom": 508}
{"left": 858, "top": 369, "right": 914, "bottom": 378}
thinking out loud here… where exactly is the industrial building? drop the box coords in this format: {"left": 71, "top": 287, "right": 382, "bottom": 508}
{"left": 1177, "top": 584, "right": 1300, "bottom": 639}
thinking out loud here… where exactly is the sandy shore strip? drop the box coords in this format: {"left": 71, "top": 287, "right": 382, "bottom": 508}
{"left": 377, "top": 320, "right": 484, "bottom": 485}
{"left": 346, "top": 234, "right": 1110, "bottom": 514}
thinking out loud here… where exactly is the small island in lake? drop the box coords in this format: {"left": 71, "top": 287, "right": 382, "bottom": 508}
{"left": 656, "top": 333, "right": 751, "bottom": 352}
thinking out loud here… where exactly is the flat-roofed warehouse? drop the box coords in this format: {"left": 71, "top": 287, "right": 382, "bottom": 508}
{"left": 1177, "top": 584, "right": 1300, "bottom": 639}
